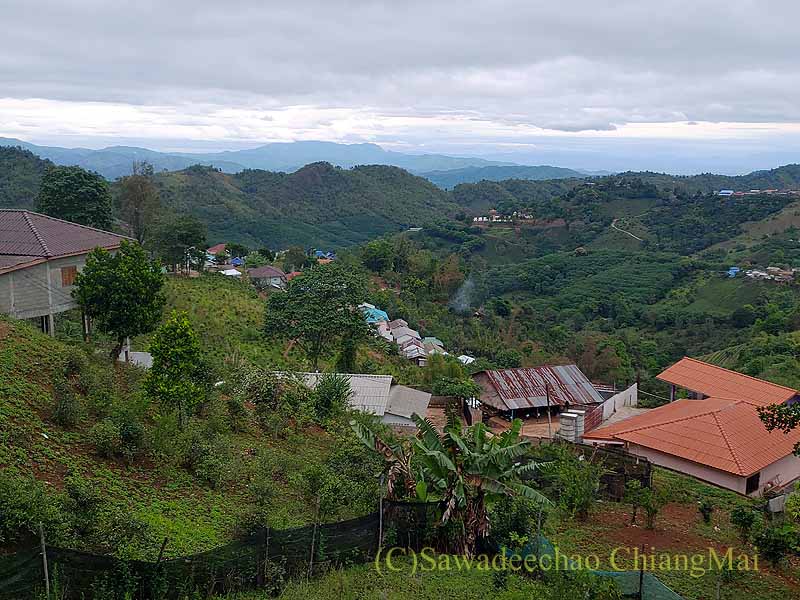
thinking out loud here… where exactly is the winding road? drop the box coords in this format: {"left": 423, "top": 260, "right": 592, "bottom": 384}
{"left": 611, "top": 218, "right": 644, "bottom": 241}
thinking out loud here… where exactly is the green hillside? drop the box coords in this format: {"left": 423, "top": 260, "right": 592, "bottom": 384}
{"left": 153, "top": 162, "right": 456, "bottom": 247}
{"left": 0, "top": 146, "right": 52, "bottom": 208}
{"left": 422, "top": 164, "right": 583, "bottom": 189}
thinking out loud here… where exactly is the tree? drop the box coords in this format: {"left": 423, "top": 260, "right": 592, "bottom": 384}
{"left": 226, "top": 242, "right": 249, "bottom": 259}
{"left": 263, "top": 263, "right": 369, "bottom": 370}
{"left": 282, "top": 246, "right": 311, "bottom": 272}
{"left": 351, "top": 414, "right": 549, "bottom": 555}
{"left": 144, "top": 311, "right": 207, "bottom": 428}
{"left": 149, "top": 213, "right": 207, "bottom": 272}
{"left": 73, "top": 241, "right": 165, "bottom": 360}
{"left": 37, "top": 165, "right": 113, "bottom": 229}
{"left": 117, "top": 161, "right": 161, "bottom": 244}
{"left": 361, "top": 238, "right": 394, "bottom": 272}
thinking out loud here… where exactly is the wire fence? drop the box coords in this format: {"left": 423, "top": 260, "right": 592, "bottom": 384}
{"left": 1, "top": 503, "right": 683, "bottom": 600}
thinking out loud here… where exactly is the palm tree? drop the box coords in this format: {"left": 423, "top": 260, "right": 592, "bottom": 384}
{"left": 351, "top": 412, "right": 550, "bottom": 555}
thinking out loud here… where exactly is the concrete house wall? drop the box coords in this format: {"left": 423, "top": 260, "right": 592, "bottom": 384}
{"left": 625, "top": 442, "right": 800, "bottom": 497}
{"left": 0, "top": 254, "right": 92, "bottom": 319}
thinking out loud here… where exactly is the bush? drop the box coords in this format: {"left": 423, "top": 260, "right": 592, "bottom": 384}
{"left": 540, "top": 445, "right": 603, "bottom": 520}
{"left": 184, "top": 430, "right": 237, "bottom": 488}
{"left": 52, "top": 378, "right": 81, "bottom": 427}
{"left": 489, "top": 494, "right": 545, "bottom": 550}
{"left": 730, "top": 506, "right": 758, "bottom": 543}
{"left": 698, "top": 499, "right": 714, "bottom": 524}
{"left": 754, "top": 523, "right": 798, "bottom": 566}
{"left": 312, "top": 372, "right": 351, "bottom": 422}
{"left": 0, "top": 474, "right": 70, "bottom": 545}
{"left": 89, "top": 419, "right": 122, "bottom": 458}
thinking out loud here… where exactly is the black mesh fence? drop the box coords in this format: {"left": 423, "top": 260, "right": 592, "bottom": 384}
{"left": 0, "top": 513, "right": 380, "bottom": 600}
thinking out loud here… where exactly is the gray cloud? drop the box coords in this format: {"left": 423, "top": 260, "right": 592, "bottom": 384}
{"left": 0, "top": 0, "right": 799, "bottom": 172}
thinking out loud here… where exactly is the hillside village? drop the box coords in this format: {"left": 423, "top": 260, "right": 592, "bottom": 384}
{"left": 4, "top": 189, "right": 800, "bottom": 599}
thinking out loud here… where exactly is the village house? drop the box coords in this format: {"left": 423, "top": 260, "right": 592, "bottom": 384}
{"left": 473, "top": 365, "right": 609, "bottom": 439}
{"left": 0, "top": 209, "right": 130, "bottom": 335}
{"left": 248, "top": 265, "right": 287, "bottom": 290}
{"left": 584, "top": 358, "right": 800, "bottom": 497}
{"left": 301, "top": 372, "right": 431, "bottom": 429}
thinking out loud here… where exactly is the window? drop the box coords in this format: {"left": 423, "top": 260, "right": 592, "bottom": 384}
{"left": 745, "top": 472, "right": 760, "bottom": 495}
{"left": 61, "top": 265, "right": 78, "bottom": 287}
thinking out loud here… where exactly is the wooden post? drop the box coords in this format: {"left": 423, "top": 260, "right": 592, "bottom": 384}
{"left": 156, "top": 537, "right": 169, "bottom": 563}
{"left": 308, "top": 498, "right": 320, "bottom": 580}
{"left": 39, "top": 523, "right": 50, "bottom": 600}
{"left": 378, "top": 474, "right": 385, "bottom": 551}
{"left": 257, "top": 528, "right": 266, "bottom": 587}
{"left": 546, "top": 384, "right": 552, "bottom": 439}
{"left": 638, "top": 543, "right": 645, "bottom": 600}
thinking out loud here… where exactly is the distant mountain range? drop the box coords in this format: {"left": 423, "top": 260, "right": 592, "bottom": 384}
{"left": 420, "top": 164, "right": 587, "bottom": 188}
{"left": 0, "top": 137, "right": 525, "bottom": 181}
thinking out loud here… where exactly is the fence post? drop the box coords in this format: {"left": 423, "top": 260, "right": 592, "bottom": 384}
{"left": 257, "top": 528, "right": 266, "bottom": 587}
{"left": 39, "top": 523, "right": 50, "bottom": 600}
{"left": 638, "top": 543, "right": 645, "bottom": 600}
{"left": 308, "top": 497, "right": 320, "bottom": 580}
{"left": 378, "top": 474, "right": 385, "bottom": 552}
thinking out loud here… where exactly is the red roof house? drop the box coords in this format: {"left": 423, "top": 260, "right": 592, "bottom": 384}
{"left": 585, "top": 358, "right": 800, "bottom": 496}
{"left": 0, "top": 210, "right": 131, "bottom": 332}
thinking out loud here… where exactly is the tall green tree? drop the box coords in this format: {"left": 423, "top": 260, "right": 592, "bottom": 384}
{"left": 117, "top": 161, "right": 161, "bottom": 244}
{"left": 263, "top": 263, "right": 369, "bottom": 370}
{"left": 144, "top": 311, "right": 207, "bottom": 428}
{"left": 149, "top": 213, "right": 207, "bottom": 272}
{"left": 73, "top": 241, "right": 165, "bottom": 360}
{"left": 37, "top": 165, "right": 113, "bottom": 229}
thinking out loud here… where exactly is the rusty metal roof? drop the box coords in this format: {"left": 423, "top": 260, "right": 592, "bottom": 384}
{"left": 478, "top": 365, "right": 603, "bottom": 410}
{"left": 0, "top": 210, "right": 129, "bottom": 268}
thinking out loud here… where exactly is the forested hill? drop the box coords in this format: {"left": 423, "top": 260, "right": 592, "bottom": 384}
{"left": 420, "top": 164, "right": 584, "bottom": 189}
{"left": 0, "top": 146, "right": 52, "bottom": 209}
{"left": 627, "top": 164, "right": 800, "bottom": 193}
{"left": 154, "top": 162, "right": 456, "bottom": 247}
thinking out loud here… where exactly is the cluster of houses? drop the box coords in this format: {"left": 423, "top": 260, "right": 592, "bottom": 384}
{"left": 359, "top": 303, "right": 474, "bottom": 367}
{"left": 743, "top": 266, "right": 797, "bottom": 282}
{"left": 4, "top": 210, "right": 800, "bottom": 501}
{"left": 205, "top": 243, "right": 333, "bottom": 288}
{"left": 717, "top": 189, "right": 800, "bottom": 197}
{"left": 472, "top": 209, "right": 535, "bottom": 225}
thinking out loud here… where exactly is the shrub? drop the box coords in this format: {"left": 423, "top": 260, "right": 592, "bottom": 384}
{"left": 312, "top": 372, "right": 351, "bottom": 422}
{"left": 730, "top": 506, "right": 758, "bottom": 543}
{"left": 64, "top": 474, "right": 103, "bottom": 536}
{"left": 699, "top": 499, "right": 714, "bottom": 524}
{"left": 489, "top": 495, "right": 544, "bottom": 550}
{"left": 89, "top": 419, "right": 122, "bottom": 458}
{"left": 185, "top": 431, "right": 237, "bottom": 488}
{"left": 540, "top": 445, "right": 603, "bottom": 520}
{"left": 754, "top": 523, "right": 798, "bottom": 566}
{"left": 52, "top": 378, "right": 81, "bottom": 427}
{"left": 0, "top": 473, "right": 70, "bottom": 545}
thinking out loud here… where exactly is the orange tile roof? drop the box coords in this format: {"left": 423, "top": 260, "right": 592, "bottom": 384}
{"left": 584, "top": 397, "right": 800, "bottom": 476}
{"left": 657, "top": 357, "right": 797, "bottom": 406}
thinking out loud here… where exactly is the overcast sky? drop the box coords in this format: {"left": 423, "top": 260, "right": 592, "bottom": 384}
{"left": 1, "top": 0, "right": 799, "bottom": 173}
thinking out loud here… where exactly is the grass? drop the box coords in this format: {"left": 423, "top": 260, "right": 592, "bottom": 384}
{"left": 0, "top": 315, "right": 352, "bottom": 560}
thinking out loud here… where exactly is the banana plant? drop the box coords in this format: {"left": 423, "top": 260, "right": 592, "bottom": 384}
{"left": 351, "top": 410, "right": 550, "bottom": 555}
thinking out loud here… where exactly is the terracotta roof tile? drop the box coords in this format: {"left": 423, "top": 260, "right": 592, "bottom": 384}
{"left": 657, "top": 357, "right": 797, "bottom": 406}
{"left": 585, "top": 396, "right": 800, "bottom": 476}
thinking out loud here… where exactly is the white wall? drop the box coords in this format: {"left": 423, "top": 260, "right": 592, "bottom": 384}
{"left": 602, "top": 383, "right": 638, "bottom": 421}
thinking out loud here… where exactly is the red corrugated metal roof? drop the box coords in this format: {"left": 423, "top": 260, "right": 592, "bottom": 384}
{"left": 657, "top": 357, "right": 797, "bottom": 406}
{"left": 479, "top": 365, "right": 603, "bottom": 410}
{"left": 584, "top": 396, "right": 800, "bottom": 476}
{"left": 0, "top": 210, "right": 129, "bottom": 267}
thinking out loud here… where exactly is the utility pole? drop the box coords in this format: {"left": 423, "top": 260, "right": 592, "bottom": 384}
{"left": 546, "top": 383, "right": 552, "bottom": 439}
